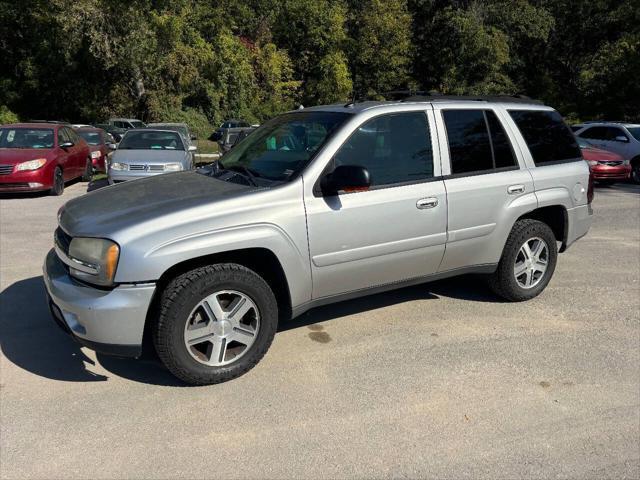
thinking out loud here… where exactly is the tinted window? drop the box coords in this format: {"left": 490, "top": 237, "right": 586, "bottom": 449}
{"left": 509, "top": 110, "right": 581, "bottom": 164}
{"left": 443, "top": 110, "right": 493, "bottom": 174}
{"left": 627, "top": 127, "right": 640, "bottom": 141}
{"left": 65, "top": 128, "right": 80, "bottom": 143}
{"left": 58, "top": 128, "right": 69, "bottom": 144}
{"left": 486, "top": 111, "right": 517, "bottom": 168}
{"left": 607, "top": 127, "right": 628, "bottom": 141}
{"left": 579, "top": 126, "right": 608, "bottom": 140}
{"left": 333, "top": 112, "right": 434, "bottom": 187}
{"left": 78, "top": 131, "right": 102, "bottom": 145}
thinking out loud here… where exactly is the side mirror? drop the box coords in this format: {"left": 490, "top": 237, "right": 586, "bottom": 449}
{"left": 60, "top": 141, "right": 74, "bottom": 149}
{"left": 190, "top": 134, "right": 197, "bottom": 140}
{"left": 107, "top": 143, "right": 117, "bottom": 150}
{"left": 188, "top": 145, "right": 197, "bottom": 152}
{"left": 615, "top": 135, "right": 629, "bottom": 143}
{"left": 321, "top": 165, "right": 371, "bottom": 195}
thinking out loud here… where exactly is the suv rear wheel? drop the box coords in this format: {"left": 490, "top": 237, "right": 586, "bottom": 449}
{"left": 153, "top": 263, "right": 278, "bottom": 385}
{"left": 489, "top": 219, "right": 558, "bottom": 301}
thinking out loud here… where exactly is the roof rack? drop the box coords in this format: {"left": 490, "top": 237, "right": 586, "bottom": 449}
{"left": 400, "top": 94, "right": 543, "bottom": 105}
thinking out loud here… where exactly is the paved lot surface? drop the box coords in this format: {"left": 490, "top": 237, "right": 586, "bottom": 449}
{"left": 1, "top": 180, "right": 639, "bottom": 479}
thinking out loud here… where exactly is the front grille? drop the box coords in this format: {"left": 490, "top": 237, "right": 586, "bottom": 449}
{"left": 54, "top": 227, "right": 72, "bottom": 255}
{"left": 128, "top": 164, "right": 165, "bottom": 172}
{"left": 0, "top": 182, "right": 29, "bottom": 189}
{"left": 0, "top": 164, "right": 15, "bottom": 175}
{"left": 599, "top": 161, "right": 623, "bottom": 166}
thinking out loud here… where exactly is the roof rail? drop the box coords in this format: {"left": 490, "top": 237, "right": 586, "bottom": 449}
{"left": 401, "top": 94, "right": 544, "bottom": 105}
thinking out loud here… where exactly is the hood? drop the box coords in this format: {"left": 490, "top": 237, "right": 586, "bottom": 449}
{"left": 581, "top": 146, "right": 624, "bottom": 161}
{"left": 60, "top": 171, "right": 255, "bottom": 237}
{"left": 112, "top": 149, "right": 186, "bottom": 164}
{"left": 0, "top": 148, "right": 54, "bottom": 164}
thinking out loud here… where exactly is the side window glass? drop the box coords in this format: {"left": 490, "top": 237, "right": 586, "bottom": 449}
{"left": 333, "top": 112, "right": 434, "bottom": 187}
{"left": 442, "top": 110, "right": 493, "bottom": 174}
{"left": 508, "top": 110, "right": 581, "bottom": 165}
{"left": 486, "top": 111, "right": 517, "bottom": 168}
{"left": 607, "top": 127, "right": 627, "bottom": 141}
{"left": 58, "top": 128, "right": 69, "bottom": 144}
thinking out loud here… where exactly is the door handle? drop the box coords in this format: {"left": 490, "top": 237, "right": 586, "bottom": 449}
{"left": 416, "top": 197, "right": 438, "bottom": 209}
{"left": 507, "top": 185, "right": 525, "bottom": 195}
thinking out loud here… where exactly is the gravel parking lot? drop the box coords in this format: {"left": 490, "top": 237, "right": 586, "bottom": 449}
{"left": 1, "top": 180, "right": 639, "bottom": 479}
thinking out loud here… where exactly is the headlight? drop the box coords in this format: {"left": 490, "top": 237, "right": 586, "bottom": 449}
{"left": 91, "top": 151, "right": 101, "bottom": 159}
{"left": 110, "top": 162, "right": 128, "bottom": 171}
{"left": 587, "top": 160, "right": 598, "bottom": 167}
{"left": 16, "top": 158, "right": 47, "bottom": 171}
{"left": 164, "top": 163, "right": 183, "bottom": 172}
{"left": 68, "top": 237, "right": 120, "bottom": 286}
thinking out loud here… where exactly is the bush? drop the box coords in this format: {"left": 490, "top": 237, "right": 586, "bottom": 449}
{"left": 149, "top": 105, "right": 214, "bottom": 140}
{"left": 0, "top": 106, "right": 19, "bottom": 124}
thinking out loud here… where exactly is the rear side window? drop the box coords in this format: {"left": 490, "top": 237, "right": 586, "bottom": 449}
{"left": 442, "top": 109, "right": 517, "bottom": 175}
{"left": 509, "top": 110, "right": 581, "bottom": 165}
{"left": 579, "top": 126, "right": 608, "bottom": 140}
{"left": 334, "top": 112, "right": 434, "bottom": 187}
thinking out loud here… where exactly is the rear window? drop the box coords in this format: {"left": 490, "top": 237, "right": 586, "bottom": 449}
{"left": 508, "top": 110, "right": 581, "bottom": 165}
{"left": 627, "top": 127, "right": 640, "bottom": 141}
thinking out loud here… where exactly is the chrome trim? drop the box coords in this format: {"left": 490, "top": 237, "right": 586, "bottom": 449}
{"left": 54, "top": 242, "right": 100, "bottom": 275}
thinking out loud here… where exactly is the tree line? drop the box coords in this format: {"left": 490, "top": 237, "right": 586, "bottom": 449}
{"left": 0, "top": 0, "right": 638, "bottom": 135}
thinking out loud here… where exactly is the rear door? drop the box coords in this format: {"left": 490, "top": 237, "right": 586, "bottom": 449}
{"left": 434, "top": 105, "right": 536, "bottom": 271}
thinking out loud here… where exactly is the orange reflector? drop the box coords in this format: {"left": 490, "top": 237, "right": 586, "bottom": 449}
{"left": 105, "top": 244, "right": 120, "bottom": 281}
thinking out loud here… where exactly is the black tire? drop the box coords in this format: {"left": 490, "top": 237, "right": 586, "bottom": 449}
{"left": 489, "top": 219, "right": 558, "bottom": 302}
{"left": 50, "top": 167, "right": 64, "bottom": 196}
{"left": 81, "top": 158, "right": 92, "bottom": 182}
{"left": 153, "top": 263, "right": 278, "bottom": 385}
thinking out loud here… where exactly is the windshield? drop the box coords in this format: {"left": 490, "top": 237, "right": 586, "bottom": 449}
{"left": 627, "top": 127, "right": 640, "bottom": 141}
{"left": 216, "top": 111, "right": 351, "bottom": 182}
{"left": 131, "top": 121, "right": 145, "bottom": 128}
{"left": 77, "top": 131, "right": 101, "bottom": 145}
{"left": 119, "top": 131, "right": 185, "bottom": 150}
{"left": 0, "top": 128, "right": 54, "bottom": 149}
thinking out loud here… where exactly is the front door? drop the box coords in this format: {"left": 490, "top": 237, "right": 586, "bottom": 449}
{"left": 304, "top": 110, "right": 447, "bottom": 300}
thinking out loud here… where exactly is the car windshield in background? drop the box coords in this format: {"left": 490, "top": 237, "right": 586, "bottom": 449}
{"left": 152, "top": 125, "right": 189, "bottom": 139}
{"left": 77, "top": 131, "right": 101, "bottom": 145}
{"left": 627, "top": 127, "right": 640, "bottom": 141}
{"left": 131, "top": 121, "right": 145, "bottom": 128}
{"left": 119, "top": 131, "right": 185, "bottom": 150}
{"left": 0, "top": 128, "right": 54, "bottom": 149}
{"left": 215, "top": 111, "right": 352, "bottom": 182}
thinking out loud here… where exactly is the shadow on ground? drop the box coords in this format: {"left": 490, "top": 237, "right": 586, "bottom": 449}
{"left": 87, "top": 178, "right": 109, "bottom": 192}
{"left": 0, "top": 274, "right": 497, "bottom": 386}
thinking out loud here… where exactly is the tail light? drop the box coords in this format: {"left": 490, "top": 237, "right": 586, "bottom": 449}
{"left": 587, "top": 166, "right": 595, "bottom": 204}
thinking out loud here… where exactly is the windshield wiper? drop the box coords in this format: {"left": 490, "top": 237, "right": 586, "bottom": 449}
{"left": 217, "top": 160, "right": 260, "bottom": 186}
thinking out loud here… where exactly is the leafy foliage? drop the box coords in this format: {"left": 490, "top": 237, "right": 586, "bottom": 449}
{"left": 0, "top": 0, "right": 637, "bottom": 129}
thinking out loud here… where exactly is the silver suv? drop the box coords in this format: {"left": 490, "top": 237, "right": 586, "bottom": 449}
{"left": 573, "top": 122, "right": 640, "bottom": 183}
{"left": 44, "top": 97, "right": 593, "bottom": 385}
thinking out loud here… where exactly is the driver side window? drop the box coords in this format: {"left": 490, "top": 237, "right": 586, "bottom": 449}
{"left": 333, "top": 112, "right": 434, "bottom": 188}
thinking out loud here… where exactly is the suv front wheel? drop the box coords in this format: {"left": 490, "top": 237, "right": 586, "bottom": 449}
{"left": 153, "top": 263, "right": 278, "bottom": 385}
{"left": 489, "top": 219, "right": 558, "bottom": 302}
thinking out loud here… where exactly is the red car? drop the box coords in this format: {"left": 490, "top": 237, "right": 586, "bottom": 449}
{"left": 578, "top": 138, "right": 631, "bottom": 185}
{"left": 0, "top": 123, "right": 92, "bottom": 195}
{"left": 75, "top": 127, "right": 115, "bottom": 172}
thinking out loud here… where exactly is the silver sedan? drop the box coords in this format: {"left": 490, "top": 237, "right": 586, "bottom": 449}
{"left": 108, "top": 129, "right": 196, "bottom": 183}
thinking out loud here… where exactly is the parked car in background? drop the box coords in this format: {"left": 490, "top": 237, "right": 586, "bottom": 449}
{"left": 72, "top": 124, "right": 93, "bottom": 129}
{"left": 46, "top": 96, "right": 593, "bottom": 385}
{"left": 211, "top": 120, "right": 256, "bottom": 154}
{"left": 108, "top": 129, "right": 196, "bottom": 183}
{"left": 0, "top": 123, "right": 91, "bottom": 195}
{"left": 574, "top": 122, "right": 640, "bottom": 183}
{"left": 146, "top": 122, "right": 196, "bottom": 147}
{"left": 94, "top": 123, "right": 127, "bottom": 143}
{"left": 577, "top": 138, "right": 630, "bottom": 185}
{"left": 107, "top": 118, "right": 146, "bottom": 130}
{"left": 75, "top": 127, "right": 116, "bottom": 173}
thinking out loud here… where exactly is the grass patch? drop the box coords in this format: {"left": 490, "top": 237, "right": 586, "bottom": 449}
{"left": 196, "top": 139, "right": 219, "bottom": 154}
{"left": 92, "top": 173, "right": 107, "bottom": 181}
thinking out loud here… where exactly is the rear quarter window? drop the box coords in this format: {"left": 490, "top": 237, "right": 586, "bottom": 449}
{"left": 509, "top": 110, "right": 581, "bottom": 165}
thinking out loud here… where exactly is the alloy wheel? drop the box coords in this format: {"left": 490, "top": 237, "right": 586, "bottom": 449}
{"left": 183, "top": 290, "right": 260, "bottom": 367}
{"left": 513, "top": 237, "right": 549, "bottom": 289}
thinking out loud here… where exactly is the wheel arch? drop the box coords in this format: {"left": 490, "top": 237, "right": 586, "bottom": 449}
{"left": 516, "top": 204, "right": 568, "bottom": 252}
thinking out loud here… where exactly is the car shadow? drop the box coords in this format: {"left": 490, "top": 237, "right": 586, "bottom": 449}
{"left": 87, "top": 177, "right": 109, "bottom": 192}
{"left": 1, "top": 274, "right": 499, "bottom": 386}
{"left": 595, "top": 182, "right": 640, "bottom": 194}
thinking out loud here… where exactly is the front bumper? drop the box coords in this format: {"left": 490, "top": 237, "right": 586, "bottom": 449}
{"left": 43, "top": 249, "right": 156, "bottom": 357}
{"left": 591, "top": 164, "right": 631, "bottom": 181}
{"left": 0, "top": 168, "right": 52, "bottom": 192}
